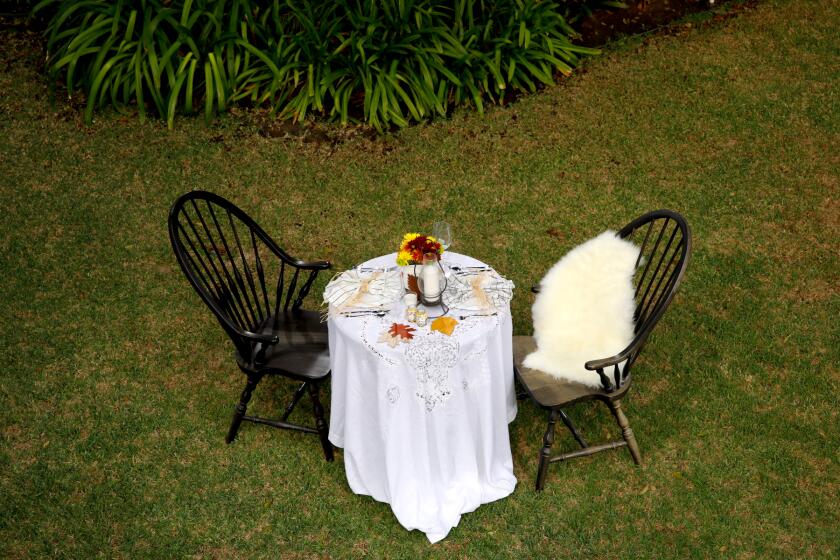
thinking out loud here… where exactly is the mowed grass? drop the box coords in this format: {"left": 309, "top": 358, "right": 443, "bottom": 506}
{"left": 1, "top": 0, "right": 838, "bottom": 557}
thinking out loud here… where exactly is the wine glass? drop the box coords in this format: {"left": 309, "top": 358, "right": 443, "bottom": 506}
{"left": 432, "top": 221, "right": 452, "bottom": 251}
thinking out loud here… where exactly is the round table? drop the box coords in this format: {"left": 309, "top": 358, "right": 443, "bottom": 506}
{"left": 327, "top": 252, "right": 517, "bottom": 543}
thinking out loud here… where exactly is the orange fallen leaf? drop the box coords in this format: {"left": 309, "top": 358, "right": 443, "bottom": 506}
{"left": 430, "top": 316, "right": 458, "bottom": 336}
{"left": 389, "top": 323, "right": 416, "bottom": 340}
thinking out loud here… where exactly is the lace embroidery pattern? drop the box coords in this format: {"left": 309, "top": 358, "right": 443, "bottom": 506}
{"left": 405, "top": 334, "right": 459, "bottom": 412}
{"left": 461, "top": 344, "right": 491, "bottom": 390}
{"left": 360, "top": 316, "right": 397, "bottom": 366}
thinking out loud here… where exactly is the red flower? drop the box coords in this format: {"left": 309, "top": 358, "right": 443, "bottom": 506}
{"left": 403, "top": 235, "right": 441, "bottom": 262}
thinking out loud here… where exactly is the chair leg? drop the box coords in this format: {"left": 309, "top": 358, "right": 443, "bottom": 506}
{"left": 608, "top": 399, "right": 642, "bottom": 465}
{"left": 226, "top": 375, "right": 260, "bottom": 444}
{"left": 308, "top": 381, "right": 334, "bottom": 462}
{"left": 536, "top": 409, "right": 559, "bottom": 491}
{"left": 557, "top": 408, "right": 588, "bottom": 449}
{"left": 281, "top": 381, "right": 309, "bottom": 421}
{"left": 514, "top": 367, "right": 528, "bottom": 400}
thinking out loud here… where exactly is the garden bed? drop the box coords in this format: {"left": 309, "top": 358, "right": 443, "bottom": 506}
{"left": 0, "top": 0, "right": 752, "bottom": 133}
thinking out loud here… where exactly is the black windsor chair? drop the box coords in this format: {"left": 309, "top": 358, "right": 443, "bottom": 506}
{"left": 514, "top": 209, "right": 691, "bottom": 490}
{"left": 168, "top": 191, "right": 334, "bottom": 461}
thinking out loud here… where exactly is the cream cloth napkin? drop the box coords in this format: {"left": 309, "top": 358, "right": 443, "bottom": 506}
{"left": 323, "top": 269, "right": 403, "bottom": 313}
{"left": 442, "top": 271, "right": 514, "bottom": 312}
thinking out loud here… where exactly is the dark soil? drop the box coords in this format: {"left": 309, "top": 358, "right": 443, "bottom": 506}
{"left": 577, "top": 0, "right": 735, "bottom": 46}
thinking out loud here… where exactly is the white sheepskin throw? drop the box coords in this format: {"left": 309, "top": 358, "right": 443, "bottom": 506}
{"left": 523, "top": 230, "right": 640, "bottom": 388}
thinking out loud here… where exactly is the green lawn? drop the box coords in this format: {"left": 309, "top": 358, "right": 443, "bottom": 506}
{"left": 1, "top": 0, "right": 838, "bottom": 557}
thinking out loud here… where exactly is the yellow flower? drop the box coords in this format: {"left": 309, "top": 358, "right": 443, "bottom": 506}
{"left": 396, "top": 249, "right": 413, "bottom": 266}
{"left": 400, "top": 232, "right": 420, "bottom": 248}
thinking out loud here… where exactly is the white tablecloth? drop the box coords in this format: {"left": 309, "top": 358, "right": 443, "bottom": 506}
{"left": 328, "top": 252, "right": 517, "bottom": 543}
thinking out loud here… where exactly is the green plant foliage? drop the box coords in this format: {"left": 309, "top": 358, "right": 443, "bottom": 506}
{"left": 34, "top": 0, "right": 599, "bottom": 129}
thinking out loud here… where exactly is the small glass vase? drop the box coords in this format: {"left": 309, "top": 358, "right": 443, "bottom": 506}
{"left": 401, "top": 265, "right": 421, "bottom": 296}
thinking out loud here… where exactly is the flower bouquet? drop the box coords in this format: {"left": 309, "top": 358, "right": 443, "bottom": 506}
{"left": 397, "top": 233, "right": 443, "bottom": 266}
{"left": 397, "top": 233, "right": 444, "bottom": 295}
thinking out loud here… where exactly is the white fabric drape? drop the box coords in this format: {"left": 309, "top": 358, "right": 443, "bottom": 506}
{"left": 328, "top": 252, "right": 517, "bottom": 543}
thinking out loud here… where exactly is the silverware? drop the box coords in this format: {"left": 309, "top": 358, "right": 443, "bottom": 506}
{"left": 455, "top": 270, "right": 489, "bottom": 275}
{"left": 458, "top": 312, "right": 498, "bottom": 320}
{"left": 450, "top": 266, "right": 492, "bottom": 272}
{"left": 356, "top": 265, "right": 398, "bottom": 273}
{"left": 451, "top": 266, "right": 494, "bottom": 276}
{"left": 340, "top": 310, "right": 387, "bottom": 318}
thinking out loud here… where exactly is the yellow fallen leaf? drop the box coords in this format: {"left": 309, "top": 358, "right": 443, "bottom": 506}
{"left": 431, "top": 316, "right": 458, "bottom": 336}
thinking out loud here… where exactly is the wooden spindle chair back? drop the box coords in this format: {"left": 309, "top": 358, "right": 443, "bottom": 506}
{"left": 514, "top": 209, "right": 691, "bottom": 489}
{"left": 168, "top": 190, "right": 321, "bottom": 364}
{"left": 586, "top": 210, "right": 692, "bottom": 392}
{"left": 168, "top": 191, "right": 333, "bottom": 459}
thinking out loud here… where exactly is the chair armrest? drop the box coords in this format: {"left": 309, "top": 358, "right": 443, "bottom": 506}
{"left": 260, "top": 235, "right": 330, "bottom": 271}
{"left": 293, "top": 259, "right": 331, "bottom": 270}
{"left": 584, "top": 347, "right": 634, "bottom": 371}
{"left": 584, "top": 327, "right": 651, "bottom": 371}
{"left": 241, "top": 330, "right": 279, "bottom": 345}
{"left": 584, "top": 336, "right": 645, "bottom": 392}
{"left": 241, "top": 330, "right": 279, "bottom": 368}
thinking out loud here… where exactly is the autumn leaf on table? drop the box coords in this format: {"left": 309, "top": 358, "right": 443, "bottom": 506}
{"left": 389, "top": 323, "right": 416, "bottom": 340}
{"left": 378, "top": 323, "right": 416, "bottom": 347}
{"left": 430, "top": 316, "right": 458, "bottom": 336}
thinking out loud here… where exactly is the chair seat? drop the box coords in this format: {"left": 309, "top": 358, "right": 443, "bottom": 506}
{"left": 513, "top": 336, "right": 629, "bottom": 408}
{"left": 237, "top": 310, "right": 330, "bottom": 380}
